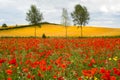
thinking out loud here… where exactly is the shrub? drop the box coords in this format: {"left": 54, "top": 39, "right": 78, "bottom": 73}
{"left": 2, "top": 23, "right": 7, "bottom": 28}
{"left": 42, "top": 33, "right": 46, "bottom": 38}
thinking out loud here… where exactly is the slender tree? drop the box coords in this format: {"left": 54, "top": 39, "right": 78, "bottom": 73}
{"left": 71, "top": 4, "right": 89, "bottom": 37}
{"left": 26, "top": 4, "right": 43, "bottom": 37}
{"left": 61, "top": 8, "right": 70, "bottom": 38}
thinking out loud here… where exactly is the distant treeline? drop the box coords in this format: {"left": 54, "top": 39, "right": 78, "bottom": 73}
{"left": 0, "top": 22, "right": 60, "bottom": 31}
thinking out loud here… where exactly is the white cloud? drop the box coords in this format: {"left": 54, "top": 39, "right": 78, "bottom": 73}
{"left": 100, "top": 4, "right": 120, "bottom": 14}
{"left": 0, "top": 19, "right": 5, "bottom": 22}
{"left": 100, "top": 5, "right": 109, "bottom": 13}
{"left": 0, "top": 0, "right": 120, "bottom": 27}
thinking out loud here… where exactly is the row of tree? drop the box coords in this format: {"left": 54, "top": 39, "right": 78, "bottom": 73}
{"left": 26, "top": 4, "right": 90, "bottom": 37}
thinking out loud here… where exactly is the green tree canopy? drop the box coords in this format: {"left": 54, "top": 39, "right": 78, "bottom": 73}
{"left": 71, "top": 4, "right": 90, "bottom": 37}
{"left": 26, "top": 5, "right": 43, "bottom": 25}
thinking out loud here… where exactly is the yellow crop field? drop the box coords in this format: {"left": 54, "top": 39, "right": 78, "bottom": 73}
{"left": 0, "top": 24, "right": 120, "bottom": 37}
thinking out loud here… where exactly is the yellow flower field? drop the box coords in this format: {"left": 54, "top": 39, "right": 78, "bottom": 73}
{"left": 0, "top": 24, "right": 120, "bottom": 37}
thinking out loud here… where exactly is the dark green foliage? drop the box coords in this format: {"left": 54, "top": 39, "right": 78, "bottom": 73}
{"left": 2, "top": 23, "right": 7, "bottom": 28}
{"left": 71, "top": 4, "right": 89, "bottom": 26}
{"left": 26, "top": 5, "right": 43, "bottom": 25}
{"left": 41, "top": 22, "right": 50, "bottom": 24}
{"left": 0, "top": 22, "right": 61, "bottom": 30}
{"left": 42, "top": 33, "right": 46, "bottom": 38}
{"left": 0, "top": 24, "right": 37, "bottom": 30}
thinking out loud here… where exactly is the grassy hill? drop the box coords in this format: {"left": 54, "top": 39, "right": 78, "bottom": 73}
{"left": 0, "top": 24, "right": 120, "bottom": 37}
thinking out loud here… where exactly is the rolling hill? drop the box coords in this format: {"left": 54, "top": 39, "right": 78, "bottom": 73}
{"left": 0, "top": 24, "right": 120, "bottom": 37}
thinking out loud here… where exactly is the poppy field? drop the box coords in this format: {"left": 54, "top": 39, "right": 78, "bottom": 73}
{"left": 0, "top": 38, "right": 120, "bottom": 80}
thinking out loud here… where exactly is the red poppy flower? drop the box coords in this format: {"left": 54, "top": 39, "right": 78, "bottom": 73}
{"left": 6, "top": 69, "right": 12, "bottom": 75}
{"left": 0, "top": 59, "right": 6, "bottom": 64}
{"left": 78, "top": 77, "right": 82, "bottom": 80}
{"left": 100, "top": 68, "right": 106, "bottom": 74}
{"left": 110, "top": 76, "right": 116, "bottom": 80}
{"left": 91, "top": 58, "right": 96, "bottom": 64}
{"left": 58, "top": 76, "right": 64, "bottom": 80}
{"left": 82, "top": 70, "right": 92, "bottom": 77}
{"left": 47, "top": 65, "right": 52, "bottom": 70}
{"left": 113, "top": 68, "right": 120, "bottom": 76}
{"left": 9, "top": 58, "right": 16, "bottom": 65}
{"left": 53, "top": 75, "right": 57, "bottom": 79}
{"left": 22, "top": 68, "right": 28, "bottom": 73}
{"left": 61, "top": 64, "right": 67, "bottom": 69}
{"left": 27, "top": 74, "right": 31, "bottom": 79}
{"left": 38, "top": 72, "right": 44, "bottom": 77}
{"left": 7, "top": 77, "right": 12, "bottom": 80}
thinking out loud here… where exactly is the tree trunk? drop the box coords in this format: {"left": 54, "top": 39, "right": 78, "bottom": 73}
{"left": 35, "top": 26, "right": 36, "bottom": 37}
{"left": 65, "top": 26, "right": 67, "bottom": 38}
{"left": 80, "top": 26, "right": 83, "bottom": 37}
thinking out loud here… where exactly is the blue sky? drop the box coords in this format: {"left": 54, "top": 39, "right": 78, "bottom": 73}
{"left": 0, "top": 0, "right": 120, "bottom": 28}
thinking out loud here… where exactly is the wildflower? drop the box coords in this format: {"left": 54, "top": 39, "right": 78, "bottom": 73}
{"left": 108, "top": 58, "right": 112, "bottom": 61}
{"left": 27, "top": 74, "right": 31, "bottom": 79}
{"left": 94, "top": 77, "right": 99, "bottom": 80}
{"left": 85, "top": 76, "right": 89, "bottom": 79}
{"left": 113, "top": 56, "right": 118, "bottom": 61}
{"left": 9, "top": 65, "right": 12, "bottom": 68}
{"left": 55, "top": 57, "right": 62, "bottom": 66}
{"left": 61, "top": 64, "right": 67, "bottom": 69}
{"left": 101, "top": 71, "right": 110, "bottom": 80}
{"left": 82, "top": 68, "right": 97, "bottom": 78}
{"left": 40, "top": 65, "right": 47, "bottom": 71}
{"left": 22, "top": 68, "right": 28, "bottom": 73}
{"left": 0, "top": 59, "right": 6, "bottom": 64}
{"left": 78, "top": 77, "right": 82, "bottom": 80}
{"left": 58, "top": 76, "right": 64, "bottom": 80}
{"left": 9, "top": 58, "right": 16, "bottom": 65}
{"left": 39, "top": 59, "right": 47, "bottom": 71}
{"left": 110, "top": 76, "right": 116, "bottom": 80}
{"left": 7, "top": 77, "right": 12, "bottom": 80}
{"left": 91, "top": 68, "right": 98, "bottom": 76}
{"left": 91, "top": 58, "right": 96, "bottom": 64}
{"left": 100, "top": 68, "right": 106, "bottom": 74}
{"left": 6, "top": 69, "right": 12, "bottom": 75}
{"left": 38, "top": 72, "right": 44, "bottom": 77}
{"left": 31, "top": 75, "right": 35, "bottom": 79}
{"left": 17, "top": 67, "right": 19, "bottom": 69}
{"left": 82, "top": 70, "right": 92, "bottom": 77}
{"left": 47, "top": 65, "right": 52, "bottom": 70}
{"left": 88, "top": 63, "right": 93, "bottom": 67}
{"left": 113, "top": 68, "right": 120, "bottom": 76}
{"left": 88, "top": 58, "right": 96, "bottom": 67}
{"left": 53, "top": 75, "right": 57, "bottom": 79}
